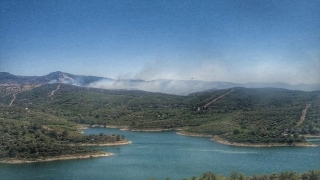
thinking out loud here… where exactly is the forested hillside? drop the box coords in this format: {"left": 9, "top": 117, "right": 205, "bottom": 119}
{"left": 150, "top": 169, "right": 320, "bottom": 180}
{"left": 1, "top": 83, "right": 319, "bottom": 154}
{"left": 0, "top": 84, "right": 131, "bottom": 161}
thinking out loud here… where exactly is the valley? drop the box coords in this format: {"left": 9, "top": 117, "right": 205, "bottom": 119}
{"left": 1, "top": 83, "right": 319, "bottom": 151}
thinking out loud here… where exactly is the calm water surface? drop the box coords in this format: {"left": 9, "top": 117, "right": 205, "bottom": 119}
{"left": 1, "top": 127, "right": 319, "bottom": 180}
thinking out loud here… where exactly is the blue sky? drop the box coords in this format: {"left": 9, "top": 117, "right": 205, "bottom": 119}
{"left": 1, "top": 0, "right": 319, "bottom": 84}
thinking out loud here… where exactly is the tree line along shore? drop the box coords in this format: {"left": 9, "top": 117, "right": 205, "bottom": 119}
{"left": 0, "top": 118, "right": 130, "bottom": 163}
{"left": 177, "top": 131, "right": 318, "bottom": 147}
{"left": 148, "top": 169, "right": 320, "bottom": 180}
{"left": 0, "top": 152, "right": 113, "bottom": 164}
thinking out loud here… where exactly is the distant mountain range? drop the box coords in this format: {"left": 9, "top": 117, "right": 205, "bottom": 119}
{"left": 1, "top": 71, "right": 319, "bottom": 95}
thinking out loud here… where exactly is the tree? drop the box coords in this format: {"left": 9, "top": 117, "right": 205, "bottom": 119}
{"left": 191, "top": 176, "right": 197, "bottom": 180}
{"left": 233, "top": 129, "right": 240, "bottom": 135}
{"left": 9, "top": 148, "right": 18, "bottom": 158}
{"left": 116, "top": 134, "right": 121, "bottom": 141}
{"left": 62, "top": 130, "right": 69, "bottom": 137}
{"left": 308, "top": 170, "right": 320, "bottom": 180}
{"left": 229, "top": 171, "right": 239, "bottom": 180}
{"left": 301, "top": 173, "right": 310, "bottom": 180}
{"left": 238, "top": 174, "right": 248, "bottom": 180}
{"left": 199, "top": 172, "right": 216, "bottom": 180}
{"left": 268, "top": 173, "right": 278, "bottom": 180}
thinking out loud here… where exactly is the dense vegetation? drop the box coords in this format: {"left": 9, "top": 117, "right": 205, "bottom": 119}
{"left": 0, "top": 83, "right": 319, "bottom": 161}
{"left": 0, "top": 106, "right": 126, "bottom": 160}
{"left": 149, "top": 169, "right": 320, "bottom": 180}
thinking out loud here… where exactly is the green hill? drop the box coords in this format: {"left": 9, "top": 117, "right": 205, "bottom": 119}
{"left": 1, "top": 83, "right": 319, "bottom": 158}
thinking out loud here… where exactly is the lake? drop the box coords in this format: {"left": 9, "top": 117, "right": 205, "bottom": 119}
{"left": 1, "top": 127, "right": 319, "bottom": 180}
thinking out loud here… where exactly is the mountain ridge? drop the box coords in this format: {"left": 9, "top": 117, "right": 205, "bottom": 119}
{"left": 1, "top": 71, "right": 319, "bottom": 95}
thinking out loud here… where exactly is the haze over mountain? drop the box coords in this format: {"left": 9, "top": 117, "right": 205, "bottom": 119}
{"left": 1, "top": 71, "right": 319, "bottom": 95}
{"left": 1, "top": 1, "right": 319, "bottom": 86}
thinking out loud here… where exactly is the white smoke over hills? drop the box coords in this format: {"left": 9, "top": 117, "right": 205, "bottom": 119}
{"left": 87, "top": 78, "right": 320, "bottom": 95}
{"left": 87, "top": 79, "right": 224, "bottom": 95}
{"left": 1, "top": 71, "right": 319, "bottom": 95}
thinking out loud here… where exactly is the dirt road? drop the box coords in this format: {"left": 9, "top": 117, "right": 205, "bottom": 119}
{"left": 50, "top": 84, "right": 60, "bottom": 97}
{"left": 198, "top": 89, "right": 234, "bottom": 111}
{"left": 203, "top": 89, "right": 234, "bottom": 108}
{"left": 296, "top": 104, "right": 311, "bottom": 127}
{"left": 9, "top": 94, "right": 16, "bottom": 106}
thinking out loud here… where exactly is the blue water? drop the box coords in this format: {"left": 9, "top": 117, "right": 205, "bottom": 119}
{"left": 1, "top": 128, "right": 319, "bottom": 180}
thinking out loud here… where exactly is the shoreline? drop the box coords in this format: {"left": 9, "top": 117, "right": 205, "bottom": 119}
{"left": 130, "top": 128, "right": 176, "bottom": 132}
{"left": 176, "top": 131, "right": 213, "bottom": 138}
{"left": 210, "top": 135, "right": 318, "bottom": 147}
{"left": 0, "top": 152, "right": 113, "bottom": 164}
{"left": 304, "top": 134, "right": 320, "bottom": 138}
{"left": 79, "top": 140, "right": 132, "bottom": 146}
{"left": 105, "top": 125, "right": 129, "bottom": 130}
{"left": 177, "top": 131, "right": 318, "bottom": 147}
{"left": 78, "top": 124, "right": 181, "bottom": 132}
{"left": 81, "top": 126, "right": 319, "bottom": 147}
{"left": 78, "top": 124, "right": 129, "bottom": 131}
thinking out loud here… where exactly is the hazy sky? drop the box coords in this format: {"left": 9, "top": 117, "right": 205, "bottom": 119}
{"left": 1, "top": 0, "right": 319, "bottom": 84}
